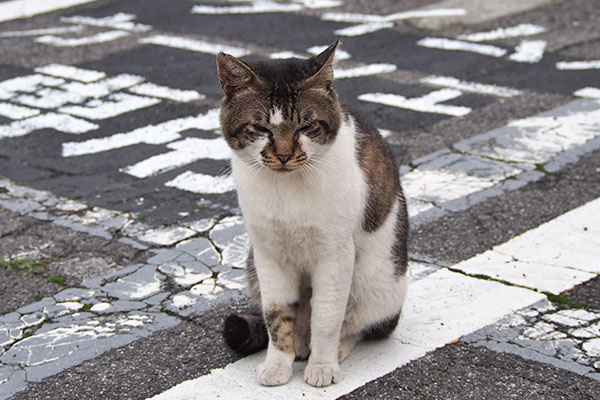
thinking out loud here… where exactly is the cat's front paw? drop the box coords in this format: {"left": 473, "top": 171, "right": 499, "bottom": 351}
{"left": 257, "top": 361, "right": 293, "bottom": 386}
{"left": 304, "top": 362, "right": 340, "bottom": 387}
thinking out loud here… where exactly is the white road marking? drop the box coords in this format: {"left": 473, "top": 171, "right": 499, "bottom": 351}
{"left": 574, "top": 87, "right": 600, "bottom": 99}
{"left": 60, "top": 74, "right": 145, "bottom": 99}
{"left": 454, "top": 197, "right": 600, "bottom": 293}
{"left": 58, "top": 93, "right": 161, "bottom": 120}
{"left": 128, "top": 83, "right": 205, "bottom": 103}
{"left": 35, "top": 30, "right": 130, "bottom": 47}
{"left": 0, "top": 74, "right": 64, "bottom": 100}
{"left": 556, "top": 60, "right": 600, "bottom": 70}
{"left": 191, "top": 1, "right": 303, "bottom": 14}
{"left": 420, "top": 75, "right": 522, "bottom": 97}
{"left": 122, "top": 137, "right": 231, "bottom": 179}
{"left": 0, "top": 113, "right": 98, "bottom": 139}
{"left": 35, "top": 64, "right": 106, "bottom": 83}
{"left": 359, "top": 89, "right": 471, "bottom": 117}
{"left": 324, "top": 8, "right": 465, "bottom": 36}
{"left": 139, "top": 35, "right": 251, "bottom": 58}
{"left": 321, "top": 8, "right": 466, "bottom": 23}
{"left": 165, "top": 171, "right": 236, "bottom": 194}
{"left": 454, "top": 98, "right": 600, "bottom": 164}
{"left": 61, "top": 109, "right": 221, "bottom": 156}
{"left": 334, "top": 64, "right": 397, "bottom": 79}
{"left": 457, "top": 24, "right": 547, "bottom": 42}
{"left": 402, "top": 97, "right": 600, "bottom": 221}
{"left": 306, "top": 45, "right": 351, "bottom": 60}
{"left": 60, "top": 12, "right": 151, "bottom": 32}
{"left": 0, "top": 0, "right": 98, "bottom": 23}
{"left": 292, "top": 0, "right": 343, "bottom": 8}
{"left": 508, "top": 39, "right": 546, "bottom": 63}
{"left": 413, "top": 0, "right": 554, "bottom": 30}
{"left": 417, "top": 37, "right": 507, "bottom": 57}
{"left": 270, "top": 51, "right": 305, "bottom": 59}
{"left": 0, "top": 102, "right": 40, "bottom": 119}
{"left": 0, "top": 26, "right": 84, "bottom": 38}
{"left": 334, "top": 22, "right": 394, "bottom": 37}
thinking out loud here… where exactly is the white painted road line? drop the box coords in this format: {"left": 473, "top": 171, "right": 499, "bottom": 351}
{"left": 454, "top": 98, "right": 600, "bottom": 164}
{"left": 321, "top": 8, "right": 466, "bottom": 24}
{"left": 128, "top": 83, "right": 205, "bottom": 103}
{"left": 575, "top": 87, "right": 600, "bottom": 99}
{"left": 191, "top": 1, "right": 303, "bottom": 14}
{"left": 359, "top": 89, "right": 472, "bottom": 117}
{"left": 35, "top": 30, "right": 130, "bottom": 47}
{"left": 0, "top": 113, "right": 98, "bottom": 138}
{"left": 139, "top": 35, "right": 251, "bottom": 58}
{"left": 61, "top": 109, "right": 221, "bottom": 156}
{"left": 0, "top": 26, "right": 84, "bottom": 38}
{"left": 122, "top": 138, "right": 231, "bottom": 179}
{"left": 420, "top": 75, "right": 522, "bottom": 97}
{"left": 0, "top": 0, "right": 98, "bottom": 23}
{"left": 417, "top": 37, "right": 508, "bottom": 57}
{"left": 508, "top": 39, "right": 546, "bottom": 63}
{"left": 0, "top": 102, "right": 40, "bottom": 119}
{"left": 35, "top": 64, "right": 106, "bottom": 83}
{"left": 59, "top": 93, "right": 161, "bottom": 120}
{"left": 334, "top": 22, "right": 394, "bottom": 37}
{"left": 556, "top": 60, "right": 600, "bottom": 70}
{"left": 165, "top": 171, "right": 236, "bottom": 194}
{"left": 334, "top": 64, "right": 397, "bottom": 79}
{"left": 413, "top": 0, "right": 555, "bottom": 30}
{"left": 60, "top": 12, "right": 151, "bottom": 32}
{"left": 457, "top": 23, "right": 547, "bottom": 42}
{"left": 455, "top": 198, "right": 600, "bottom": 293}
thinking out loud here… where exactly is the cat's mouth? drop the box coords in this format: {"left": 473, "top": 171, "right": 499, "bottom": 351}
{"left": 271, "top": 165, "right": 296, "bottom": 173}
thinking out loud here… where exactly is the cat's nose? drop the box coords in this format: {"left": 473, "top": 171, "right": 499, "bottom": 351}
{"left": 276, "top": 153, "right": 293, "bottom": 164}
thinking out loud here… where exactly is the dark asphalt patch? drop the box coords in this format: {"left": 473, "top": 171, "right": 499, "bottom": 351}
{"left": 564, "top": 276, "right": 600, "bottom": 310}
{"left": 341, "top": 342, "right": 600, "bottom": 399}
{"left": 0, "top": 206, "right": 149, "bottom": 314}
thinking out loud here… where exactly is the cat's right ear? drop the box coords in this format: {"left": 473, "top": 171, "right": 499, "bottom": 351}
{"left": 216, "top": 53, "right": 258, "bottom": 96}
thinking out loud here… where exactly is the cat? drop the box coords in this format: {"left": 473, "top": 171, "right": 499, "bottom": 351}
{"left": 216, "top": 39, "right": 408, "bottom": 388}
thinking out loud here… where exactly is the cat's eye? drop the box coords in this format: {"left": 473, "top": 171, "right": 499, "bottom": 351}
{"left": 295, "top": 121, "right": 319, "bottom": 140}
{"left": 250, "top": 124, "right": 272, "bottom": 134}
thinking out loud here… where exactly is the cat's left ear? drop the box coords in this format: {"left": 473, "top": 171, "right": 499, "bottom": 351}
{"left": 299, "top": 38, "right": 340, "bottom": 90}
{"left": 216, "top": 53, "right": 260, "bottom": 96}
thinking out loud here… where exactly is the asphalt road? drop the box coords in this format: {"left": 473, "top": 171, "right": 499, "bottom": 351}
{"left": 1, "top": 0, "right": 599, "bottom": 399}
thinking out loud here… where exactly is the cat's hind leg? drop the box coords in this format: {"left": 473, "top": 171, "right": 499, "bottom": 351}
{"left": 338, "top": 334, "right": 359, "bottom": 362}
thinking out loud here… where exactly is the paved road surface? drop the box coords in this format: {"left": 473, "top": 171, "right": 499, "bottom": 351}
{"left": 1, "top": 0, "right": 599, "bottom": 398}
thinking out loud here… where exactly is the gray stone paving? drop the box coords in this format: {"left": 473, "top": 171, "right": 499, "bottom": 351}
{"left": 465, "top": 300, "right": 600, "bottom": 380}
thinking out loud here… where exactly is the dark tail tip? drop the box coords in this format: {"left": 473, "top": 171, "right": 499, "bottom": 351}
{"left": 223, "top": 313, "right": 268, "bottom": 355}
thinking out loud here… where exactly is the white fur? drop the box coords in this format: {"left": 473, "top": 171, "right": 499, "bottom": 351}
{"left": 269, "top": 108, "right": 284, "bottom": 125}
{"left": 231, "top": 114, "right": 406, "bottom": 387}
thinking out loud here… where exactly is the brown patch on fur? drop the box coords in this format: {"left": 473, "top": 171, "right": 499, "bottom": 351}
{"left": 265, "top": 303, "right": 298, "bottom": 354}
{"left": 350, "top": 108, "right": 401, "bottom": 233}
{"left": 245, "top": 247, "right": 261, "bottom": 302}
{"left": 392, "top": 191, "right": 409, "bottom": 277}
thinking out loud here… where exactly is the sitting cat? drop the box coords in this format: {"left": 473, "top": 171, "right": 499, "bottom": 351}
{"left": 217, "top": 39, "right": 408, "bottom": 387}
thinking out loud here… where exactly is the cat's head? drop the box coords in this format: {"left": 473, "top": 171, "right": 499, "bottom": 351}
{"left": 216, "top": 40, "right": 342, "bottom": 173}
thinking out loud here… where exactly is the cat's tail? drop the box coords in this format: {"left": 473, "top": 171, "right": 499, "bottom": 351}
{"left": 223, "top": 313, "right": 268, "bottom": 355}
